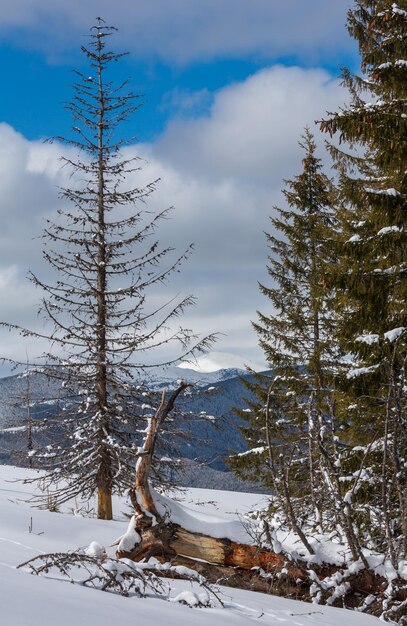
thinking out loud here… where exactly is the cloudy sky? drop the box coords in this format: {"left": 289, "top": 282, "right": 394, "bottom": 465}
{"left": 0, "top": 1, "right": 357, "bottom": 375}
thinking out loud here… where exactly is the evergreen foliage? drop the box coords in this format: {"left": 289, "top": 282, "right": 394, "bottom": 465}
{"left": 254, "top": 128, "right": 337, "bottom": 382}
{"left": 230, "top": 131, "right": 338, "bottom": 553}
{"left": 320, "top": 0, "right": 407, "bottom": 563}
{"left": 232, "top": 0, "right": 406, "bottom": 568}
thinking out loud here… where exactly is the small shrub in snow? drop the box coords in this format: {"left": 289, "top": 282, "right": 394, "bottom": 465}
{"left": 17, "top": 547, "right": 223, "bottom": 607}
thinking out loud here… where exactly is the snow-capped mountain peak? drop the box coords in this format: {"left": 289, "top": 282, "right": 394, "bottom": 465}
{"left": 177, "top": 351, "right": 266, "bottom": 374}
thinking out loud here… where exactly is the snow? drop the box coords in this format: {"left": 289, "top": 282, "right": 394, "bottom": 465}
{"left": 236, "top": 446, "right": 267, "bottom": 457}
{"left": 0, "top": 465, "right": 384, "bottom": 626}
{"left": 391, "top": 3, "right": 407, "bottom": 16}
{"left": 377, "top": 225, "right": 402, "bottom": 235}
{"left": 365, "top": 187, "right": 400, "bottom": 196}
{"left": 173, "top": 590, "right": 205, "bottom": 606}
{"left": 84, "top": 540, "right": 106, "bottom": 558}
{"left": 0, "top": 425, "right": 27, "bottom": 433}
{"left": 141, "top": 361, "right": 262, "bottom": 389}
{"left": 384, "top": 327, "right": 405, "bottom": 342}
{"left": 154, "top": 488, "right": 264, "bottom": 544}
{"left": 355, "top": 334, "right": 380, "bottom": 345}
{"left": 378, "top": 60, "right": 407, "bottom": 69}
{"left": 117, "top": 515, "right": 141, "bottom": 552}
{"left": 346, "top": 365, "right": 379, "bottom": 379}
{"left": 177, "top": 350, "right": 266, "bottom": 373}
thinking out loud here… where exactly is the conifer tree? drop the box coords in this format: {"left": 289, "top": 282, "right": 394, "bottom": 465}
{"left": 1, "top": 20, "right": 214, "bottom": 520}
{"left": 320, "top": 0, "right": 407, "bottom": 563}
{"left": 230, "top": 130, "right": 338, "bottom": 550}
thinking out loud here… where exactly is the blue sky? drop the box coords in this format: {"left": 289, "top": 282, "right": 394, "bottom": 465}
{"left": 0, "top": 2, "right": 357, "bottom": 142}
{"left": 0, "top": 1, "right": 358, "bottom": 373}
{"left": 0, "top": 46, "right": 262, "bottom": 142}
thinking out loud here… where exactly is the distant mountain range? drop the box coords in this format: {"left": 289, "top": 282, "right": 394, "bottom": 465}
{"left": 142, "top": 365, "right": 248, "bottom": 389}
{"left": 0, "top": 359, "right": 271, "bottom": 493}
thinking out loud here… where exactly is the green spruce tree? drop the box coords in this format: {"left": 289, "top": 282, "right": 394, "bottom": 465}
{"left": 230, "top": 130, "right": 338, "bottom": 553}
{"left": 320, "top": 0, "right": 407, "bottom": 563}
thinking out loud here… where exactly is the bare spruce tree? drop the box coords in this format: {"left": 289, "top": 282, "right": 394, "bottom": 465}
{"left": 2, "top": 20, "right": 214, "bottom": 519}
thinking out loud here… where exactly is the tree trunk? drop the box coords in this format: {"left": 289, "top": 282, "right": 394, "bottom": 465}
{"left": 98, "top": 486, "right": 113, "bottom": 521}
{"left": 95, "top": 29, "right": 112, "bottom": 521}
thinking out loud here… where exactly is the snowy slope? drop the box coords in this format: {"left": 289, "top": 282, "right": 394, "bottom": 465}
{"left": 0, "top": 465, "right": 381, "bottom": 626}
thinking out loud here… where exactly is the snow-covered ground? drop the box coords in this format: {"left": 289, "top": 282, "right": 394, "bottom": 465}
{"left": 0, "top": 465, "right": 381, "bottom": 626}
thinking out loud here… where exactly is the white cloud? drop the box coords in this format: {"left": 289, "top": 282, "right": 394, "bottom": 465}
{"left": 0, "top": 265, "right": 18, "bottom": 290}
{"left": 155, "top": 66, "right": 345, "bottom": 184}
{"left": 0, "top": 1, "right": 355, "bottom": 66}
{"left": 0, "top": 66, "right": 346, "bottom": 374}
{"left": 159, "top": 88, "right": 212, "bottom": 118}
{"left": 0, "top": 124, "right": 71, "bottom": 268}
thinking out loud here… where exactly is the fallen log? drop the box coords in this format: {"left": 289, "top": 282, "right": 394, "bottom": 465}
{"left": 116, "top": 519, "right": 309, "bottom": 595}
{"left": 118, "top": 384, "right": 407, "bottom": 621}
{"left": 116, "top": 513, "right": 407, "bottom": 619}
